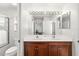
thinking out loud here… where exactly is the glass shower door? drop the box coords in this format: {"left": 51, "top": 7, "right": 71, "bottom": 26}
{"left": 0, "top": 17, "right": 9, "bottom": 47}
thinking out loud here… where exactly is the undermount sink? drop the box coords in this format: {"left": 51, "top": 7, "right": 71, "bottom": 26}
{"left": 34, "top": 35, "right": 54, "bottom": 40}
{"left": 24, "top": 35, "right": 72, "bottom": 41}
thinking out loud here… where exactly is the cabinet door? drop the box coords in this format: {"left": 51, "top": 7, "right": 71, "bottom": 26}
{"left": 24, "top": 42, "right": 48, "bottom": 56}
{"left": 26, "top": 45, "right": 37, "bottom": 56}
{"left": 49, "top": 45, "right": 58, "bottom": 56}
{"left": 57, "top": 45, "right": 70, "bottom": 56}
{"left": 49, "top": 42, "right": 72, "bottom": 56}
{"left": 24, "top": 43, "right": 38, "bottom": 56}
{"left": 38, "top": 44, "right": 48, "bottom": 56}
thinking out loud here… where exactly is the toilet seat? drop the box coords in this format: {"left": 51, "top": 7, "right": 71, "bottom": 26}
{"left": 5, "top": 46, "right": 17, "bottom": 56}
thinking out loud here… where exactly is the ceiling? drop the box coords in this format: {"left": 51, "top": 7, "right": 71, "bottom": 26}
{"left": 0, "top": 3, "right": 17, "bottom": 16}
{"left": 0, "top": 3, "right": 17, "bottom": 10}
{"left": 22, "top": 3, "right": 66, "bottom": 11}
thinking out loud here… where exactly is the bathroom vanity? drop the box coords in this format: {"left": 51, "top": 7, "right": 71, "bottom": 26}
{"left": 22, "top": 9, "right": 72, "bottom": 56}
{"left": 23, "top": 35, "right": 72, "bottom": 56}
{"left": 24, "top": 41, "right": 72, "bottom": 56}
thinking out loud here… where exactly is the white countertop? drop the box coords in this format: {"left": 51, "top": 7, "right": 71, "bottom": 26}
{"left": 24, "top": 39, "right": 72, "bottom": 42}
{"left": 23, "top": 35, "right": 73, "bottom": 42}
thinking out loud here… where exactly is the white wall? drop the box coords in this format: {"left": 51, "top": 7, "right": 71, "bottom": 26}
{"left": 0, "top": 4, "right": 17, "bottom": 56}
{"left": 60, "top": 4, "right": 79, "bottom": 56}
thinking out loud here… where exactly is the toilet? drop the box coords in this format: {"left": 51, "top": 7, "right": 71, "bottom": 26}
{"left": 5, "top": 46, "right": 17, "bottom": 56}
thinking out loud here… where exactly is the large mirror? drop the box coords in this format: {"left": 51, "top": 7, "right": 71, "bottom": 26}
{"left": 30, "top": 11, "right": 71, "bottom": 35}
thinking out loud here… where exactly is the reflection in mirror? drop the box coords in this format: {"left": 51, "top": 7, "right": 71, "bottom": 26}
{"left": 30, "top": 11, "right": 71, "bottom": 35}
{"left": 52, "top": 22, "right": 55, "bottom": 38}
{"left": 33, "top": 16, "right": 43, "bottom": 35}
{"left": 62, "top": 11, "right": 71, "bottom": 29}
{"left": 57, "top": 16, "right": 61, "bottom": 29}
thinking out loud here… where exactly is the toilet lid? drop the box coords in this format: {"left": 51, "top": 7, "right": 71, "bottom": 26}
{"left": 5, "top": 46, "right": 17, "bottom": 54}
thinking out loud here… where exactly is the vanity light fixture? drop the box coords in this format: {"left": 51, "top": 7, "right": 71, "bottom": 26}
{"left": 30, "top": 11, "right": 62, "bottom": 17}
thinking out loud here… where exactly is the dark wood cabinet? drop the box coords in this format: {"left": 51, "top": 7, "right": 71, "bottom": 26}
{"left": 24, "top": 42, "right": 72, "bottom": 56}
{"left": 49, "top": 42, "right": 72, "bottom": 56}
{"left": 24, "top": 42, "right": 48, "bottom": 56}
{"left": 24, "top": 43, "right": 36, "bottom": 56}
{"left": 37, "top": 44, "right": 48, "bottom": 56}
{"left": 49, "top": 45, "right": 58, "bottom": 56}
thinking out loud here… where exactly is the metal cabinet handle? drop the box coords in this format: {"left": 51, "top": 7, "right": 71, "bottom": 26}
{"left": 34, "top": 47, "right": 39, "bottom": 56}
{"left": 35, "top": 48, "right": 38, "bottom": 50}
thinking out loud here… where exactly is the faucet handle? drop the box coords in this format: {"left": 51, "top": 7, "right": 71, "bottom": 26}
{"left": 36, "top": 35, "right": 39, "bottom": 38}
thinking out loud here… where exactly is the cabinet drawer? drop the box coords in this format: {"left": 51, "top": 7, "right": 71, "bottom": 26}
{"left": 49, "top": 42, "right": 72, "bottom": 46}
{"left": 24, "top": 42, "right": 48, "bottom": 45}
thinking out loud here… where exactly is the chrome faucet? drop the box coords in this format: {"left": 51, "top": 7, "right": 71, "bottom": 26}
{"left": 36, "top": 35, "right": 39, "bottom": 38}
